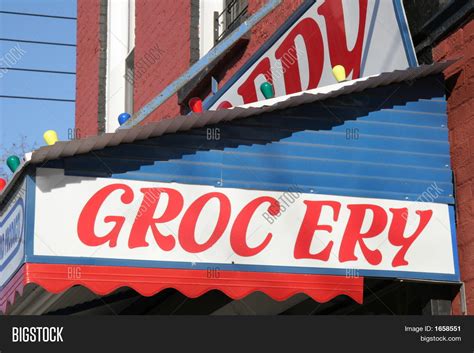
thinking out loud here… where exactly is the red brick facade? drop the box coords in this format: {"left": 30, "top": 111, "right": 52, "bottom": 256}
{"left": 75, "top": 0, "right": 101, "bottom": 137}
{"left": 433, "top": 18, "right": 474, "bottom": 314}
{"left": 133, "top": 0, "right": 192, "bottom": 122}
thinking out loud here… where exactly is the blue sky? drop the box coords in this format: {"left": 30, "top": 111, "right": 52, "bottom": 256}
{"left": 0, "top": 0, "right": 76, "bottom": 178}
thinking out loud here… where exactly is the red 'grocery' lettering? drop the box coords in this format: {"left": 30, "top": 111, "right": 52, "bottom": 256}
{"left": 388, "top": 208, "right": 433, "bottom": 267}
{"left": 129, "top": 188, "right": 183, "bottom": 251}
{"left": 294, "top": 201, "right": 341, "bottom": 261}
{"left": 339, "top": 204, "right": 386, "bottom": 265}
{"left": 231, "top": 196, "right": 280, "bottom": 257}
{"left": 77, "top": 184, "right": 433, "bottom": 268}
{"left": 77, "top": 183, "right": 133, "bottom": 247}
{"left": 179, "top": 192, "right": 231, "bottom": 253}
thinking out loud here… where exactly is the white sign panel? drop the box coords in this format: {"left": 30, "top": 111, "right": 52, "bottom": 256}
{"left": 208, "top": 0, "right": 417, "bottom": 109}
{"left": 0, "top": 181, "right": 26, "bottom": 287}
{"left": 33, "top": 169, "right": 457, "bottom": 281}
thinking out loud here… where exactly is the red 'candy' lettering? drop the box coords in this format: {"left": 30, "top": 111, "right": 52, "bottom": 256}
{"left": 318, "top": 0, "right": 368, "bottom": 80}
{"left": 275, "top": 17, "right": 324, "bottom": 94}
{"left": 237, "top": 58, "right": 272, "bottom": 104}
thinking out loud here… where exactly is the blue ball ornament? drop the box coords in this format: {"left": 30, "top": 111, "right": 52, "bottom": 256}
{"left": 118, "top": 112, "right": 131, "bottom": 125}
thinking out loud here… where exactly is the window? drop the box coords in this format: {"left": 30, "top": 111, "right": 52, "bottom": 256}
{"left": 214, "top": 0, "right": 248, "bottom": 44}
{"left": 124, "top": 0, "right": 135, "bottom": 115}
{"left": 105, "top": 0, "right": 135, "bottom": 132}
{"left": 125, "top": 49, "right": 134, "bottom": 115}
{"left": 198, "top": 0, "right": 248, "bottom": 59}
{"left": 199, "top": 0, "right": 224, "bottom": 58}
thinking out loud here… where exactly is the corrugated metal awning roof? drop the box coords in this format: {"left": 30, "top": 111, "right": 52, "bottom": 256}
{"left": 0, "top": 62, "right": 452, "bottom": 202}
{"left": 28, "top": 62, "right": 452, "bottom": 165}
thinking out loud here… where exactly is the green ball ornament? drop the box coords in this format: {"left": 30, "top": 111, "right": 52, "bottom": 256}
{"left": 260, "top": 82, "right": 274, "bottom": 99}
{"left": 7, "top": 155, "right": 21, "bottom": 173}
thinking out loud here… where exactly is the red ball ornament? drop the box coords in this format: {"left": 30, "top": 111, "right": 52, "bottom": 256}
{"left": 0, "top": 178, "right": 6, "bottom": 192}
{"left": 189, "top": 97, "right": 203, "bottom": 113}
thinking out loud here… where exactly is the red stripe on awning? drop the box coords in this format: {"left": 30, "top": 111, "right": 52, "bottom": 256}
{"left": 26, "top": 263, "right": 364, "bottom": 302}
{"left": 0, "top": 265, "right": 26, "bottom": 314}
{"left": 2, "top": 263, "right": 363, "bottom": 312}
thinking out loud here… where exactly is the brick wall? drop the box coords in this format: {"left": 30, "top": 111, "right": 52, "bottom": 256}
{"left": 134, "top": 0, "right": 304, "bottom": 124}
{"left": 433, "top": 18, "right": 474, "bottom": 314}
{"left": 133, "top": 0, "right": 192, "bottom": 122}
{"left": 75, "top": 0, "right": 101, "bottom": 137}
